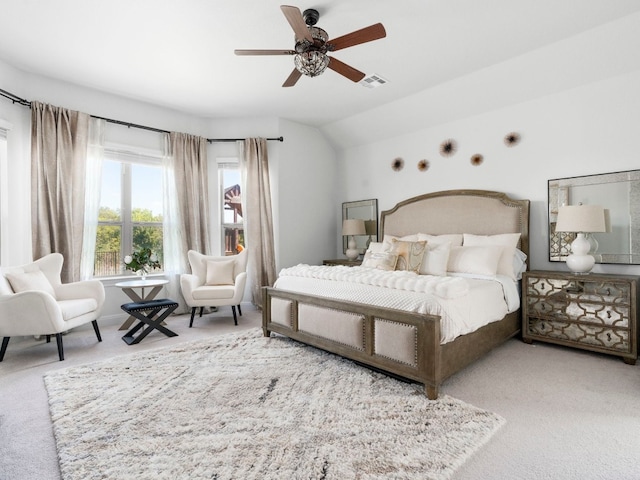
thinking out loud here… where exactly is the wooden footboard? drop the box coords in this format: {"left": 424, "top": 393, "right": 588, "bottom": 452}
{"left": 262, "top": 286, "right": 521, "bottom": 399}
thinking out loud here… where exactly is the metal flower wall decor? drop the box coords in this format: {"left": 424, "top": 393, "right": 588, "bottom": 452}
{"left": 417, "top": 159, "right": 429, "bottom": 171}
{"left": 470, "top": 154, "right": 484, "bottom": 166}
{"left": 391, "top": 157, "right": 404, "bottom": 171}
{"left": 439, "top": 139, "right": 457, "bottom": 157}
{"left": 504, "top": 132, "right": 521, "bottom": 147}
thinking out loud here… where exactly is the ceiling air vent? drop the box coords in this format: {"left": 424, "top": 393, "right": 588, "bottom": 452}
{"left": 359, "top": 74, "right": 388, "bottom": 88}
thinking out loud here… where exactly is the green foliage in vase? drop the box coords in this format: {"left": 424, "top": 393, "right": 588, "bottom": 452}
{"left": 123, "top": 247, "right": 161, "bottom": 275}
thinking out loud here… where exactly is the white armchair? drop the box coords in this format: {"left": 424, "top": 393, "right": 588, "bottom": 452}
{"left": 180, "top": 249, "right": 248, "bottom": 327}
{"left": 0, "top": 253, "right": 105, "bottom": 361}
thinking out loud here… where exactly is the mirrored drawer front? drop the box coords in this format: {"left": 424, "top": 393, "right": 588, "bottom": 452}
{"left": 526, "top": 318, "right": 630, "bottom": 352}
{"left": 526, "top": 297, "right": 629, "bottom": 328}
{"left": 526, "top": 276, "right": 631, "bottom": 303}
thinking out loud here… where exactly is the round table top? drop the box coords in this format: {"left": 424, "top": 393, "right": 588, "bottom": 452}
{"left": 114, "top": 278, "right": 169, "bottom": 288}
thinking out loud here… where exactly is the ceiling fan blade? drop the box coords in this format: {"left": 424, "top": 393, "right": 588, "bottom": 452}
{"left": 283, "top": 69, "right": 302, "bottom": 87}
{"left": 234, "top": 49, "right": 295, "bottom": 56}
{"left": 327, "top": 57, "right": 366, "bottom": 83}
{"left": 280, "top": 5, "right": 313, "bottom": 42}
{"left": 328, "top": 23, "right": 386, "bottom": 51}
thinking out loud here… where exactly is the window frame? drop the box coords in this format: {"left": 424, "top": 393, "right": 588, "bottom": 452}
{"left": 95, "top": 147, "right": 164, "bottom": 277}
{"left": 217, "top": 158, "right": 244, "bottom": 256}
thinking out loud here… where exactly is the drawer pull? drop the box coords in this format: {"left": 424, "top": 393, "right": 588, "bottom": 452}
{"left": 607, "top": 311, "right": 612, "bottom": 319}
{"left": 607, "top": 333, "right": 612, "bottom": 342}
{"left": 606, "top": 288, "right": 611, "bottom": 295}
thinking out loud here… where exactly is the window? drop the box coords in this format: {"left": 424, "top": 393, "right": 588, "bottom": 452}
{"left": 94, "top": 149, "right": 164, "bottom": 276}
{"left": 219, "top": 160, "right": 244, "bottom": 256}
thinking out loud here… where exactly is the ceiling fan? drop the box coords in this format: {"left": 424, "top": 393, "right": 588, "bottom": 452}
{"left": 234, "top": 5, "right": 386, "bottom": 87}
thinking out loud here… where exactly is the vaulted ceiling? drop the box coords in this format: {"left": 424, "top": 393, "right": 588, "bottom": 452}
{"left": 1, "top": 1, "right": 639, "bottom": 132}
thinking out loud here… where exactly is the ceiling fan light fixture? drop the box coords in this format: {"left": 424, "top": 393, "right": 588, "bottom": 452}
{"left": 294, "top": 51, "right": 330, "bottom": 77}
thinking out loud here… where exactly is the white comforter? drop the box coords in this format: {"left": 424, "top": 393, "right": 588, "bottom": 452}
{"left": 274, "top": 265, "right": 520, "bottom": 344}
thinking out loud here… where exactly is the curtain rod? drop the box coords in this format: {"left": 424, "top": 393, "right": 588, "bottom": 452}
{"left": 0, "top": 87, "right": 284, "bottom": 143}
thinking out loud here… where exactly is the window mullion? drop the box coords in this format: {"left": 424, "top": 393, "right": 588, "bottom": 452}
{"left": 122, "top": 163, "right": 133, "bottom": 255}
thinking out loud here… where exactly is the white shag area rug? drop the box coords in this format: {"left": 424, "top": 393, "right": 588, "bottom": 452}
{"left": 44, "top": 329, "right": 505, "bottom": 480}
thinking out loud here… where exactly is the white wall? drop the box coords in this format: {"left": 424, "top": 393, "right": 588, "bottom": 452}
{"left": 275, "top": 119, "right": 339, "bottom": 270}
{"left": 336, "top": 69, "right": 640, "bottom": 277}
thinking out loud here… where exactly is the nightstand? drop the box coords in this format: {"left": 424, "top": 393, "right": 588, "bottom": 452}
{"left": 522, "top": 270, "right": 638, "bottom": 364}
{"left": 322, "top": 259, "right": 362, "bottom": 267}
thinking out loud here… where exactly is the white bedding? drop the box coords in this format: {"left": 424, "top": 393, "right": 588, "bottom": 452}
{"left": 274, "top": 265, "right": 520, "bottom": 344}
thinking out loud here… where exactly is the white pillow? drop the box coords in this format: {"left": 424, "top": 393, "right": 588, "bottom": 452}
{"left": 513, "top": 248, "right": 528, "bottom": 280}
{"left": 4, "top": 269, "right": 57, "bottom": 298}
{"left": 417, "top": 233, "right": 464, "bottom": 247}
{"left": 365, "top": 242, "right": 389, "bottom": 254}
{"left": 205, "top": 259, "right": 235, "bottom": 285}
{"left": 418, "top": 241, "right": 451, "bottom": 276}
{"left": 447, "top": 246, "right": 504, "bottom": 276}
{"left": 463, "top": 233, "right": 521, "bottom": 280}
{"left": 361, "top": 251, "right": 398, "bottom": 271}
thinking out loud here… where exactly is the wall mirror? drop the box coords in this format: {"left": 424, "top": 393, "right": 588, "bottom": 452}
{"left": 342, "top": 199, "right": 378, "bottom": 254}
{"left": 548, "top": 169, "right": 640, "bottom": 264}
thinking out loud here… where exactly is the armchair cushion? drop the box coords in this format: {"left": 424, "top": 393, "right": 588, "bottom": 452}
{"left": 192, "top": 285, "right": 236, "bottom": 301}
{"left": 5, "top": 270, "right": 57, "bottom": 299}
{"left": 206, "top": 259, "right": 235, "bottom": 286}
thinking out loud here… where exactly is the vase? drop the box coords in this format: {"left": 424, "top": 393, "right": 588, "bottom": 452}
{"left": 136, "top": 270, "right": 147, "bottom": 281}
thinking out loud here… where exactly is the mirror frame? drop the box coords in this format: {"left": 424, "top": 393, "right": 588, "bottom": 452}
{"left": 548, "top": 169, "right": 640, "bottom": 265}
{"left": 342, "top": 199, "right": 378, "bottom": 255}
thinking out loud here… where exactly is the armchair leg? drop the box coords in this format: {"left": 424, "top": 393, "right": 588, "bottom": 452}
{"left": 199, "top": 307, "right": 204, "bottom": 317}
{"left": 92, "top": 320, "right": 102, "bottom": 342}
{"left": 46, "top": 335, "right": 51, "bottom": 343}
{"left": 55, "top": 333, "right": 64, "bottom": 361}
{"left": 189, "top": 307, "right": 197, "bottom": 328}
{"left": 0, "top": 337, "right": 9, "bottom": 362}
{"left": 231, "top": 306, "right": 238, "bottom": 326}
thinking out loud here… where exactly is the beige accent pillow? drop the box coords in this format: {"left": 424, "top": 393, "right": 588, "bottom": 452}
{"left": 382, "top": 234, "right": 420, "bottom": 249}
{"left": 4, "top": 269, "right": 56, "bottom": 298}
{"left": 205, "top": 259, "right": 235, "bottom": 285}
{"left": 362, "top": 251, "right": 398, "bottom": 271}
{"left": 463, "top": 233, "right": 521, "bottom": 280}
{"left": 391, "top": 239, "right": 427, "bottom": 273}
{"left": 447, "top": 245, "right": 504, "bottom": 276}
{"left": 418, "top": 241, "right": 451, "bottom": 276}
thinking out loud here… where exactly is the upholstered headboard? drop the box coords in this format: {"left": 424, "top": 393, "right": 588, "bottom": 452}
{"left": 379, "top": 190, "right": 530, "bottom": 259}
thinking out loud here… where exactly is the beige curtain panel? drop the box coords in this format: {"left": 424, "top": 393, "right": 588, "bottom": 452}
{"left": 242, "top": 137, "right": 277, "bottom": 306}
{"left": 168, "top": 132, "right": 211, "bottom": 257}
{"left": 31, "top": 101, "right": 90, "bottom": 283}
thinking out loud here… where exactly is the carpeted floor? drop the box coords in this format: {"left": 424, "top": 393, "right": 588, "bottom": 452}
{"left": 2, "top": 306, "right": 639, "bottom": 479}
{"left": 44, "top": 328, "right": 504, "bottom": 480}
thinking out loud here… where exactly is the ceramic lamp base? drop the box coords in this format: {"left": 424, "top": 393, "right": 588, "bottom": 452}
{"left": 566, "top": 233, "right": 595, "bottom": 274}
{"left": 345, "top": 249, "right": 360, "bottom": 261}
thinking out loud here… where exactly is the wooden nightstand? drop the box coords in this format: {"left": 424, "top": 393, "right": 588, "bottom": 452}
{"left": 522, "top": 270, "right": 638, "bottom": 364}
{"left": 322, "top": 259, "right": 362, "bottom": 267}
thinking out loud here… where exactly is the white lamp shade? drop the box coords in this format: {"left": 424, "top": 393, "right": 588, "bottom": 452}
{"left": 555, "top": 205, "right": 606, "bottom": 233}
{"left": 342, "top": 219, "right": 366, "bottom": 236}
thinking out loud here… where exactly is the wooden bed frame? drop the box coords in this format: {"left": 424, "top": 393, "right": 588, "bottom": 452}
{"left": 262, "top": 189, "right": 530, "bottom": 399}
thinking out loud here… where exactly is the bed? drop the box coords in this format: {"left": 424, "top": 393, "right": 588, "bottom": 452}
{"left": 262, "top": 189, "right": 530, "bottom": 399}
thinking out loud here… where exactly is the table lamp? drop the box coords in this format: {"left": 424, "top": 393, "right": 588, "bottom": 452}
{"left": 342, "top": 219, "right": 366, "bottom": 261}
{"left": 555, "top": 204, "right": 606, "bottom": 274}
